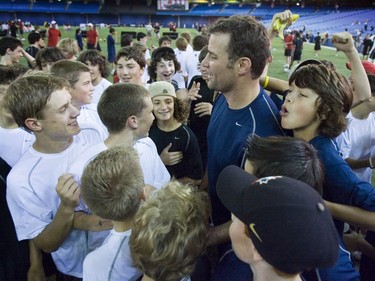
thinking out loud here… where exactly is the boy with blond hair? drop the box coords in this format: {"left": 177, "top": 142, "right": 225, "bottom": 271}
{"left": 81, "top": 146, "right": 144, "bottom": 281}
{"left": 130, "top": 180, "right": 209, "bottom": 281}
{"left": 50, "top": 59, "right": 107, "bottom": 136}
{"left": 4, "top": 74, "right": 103, "bottom": 279}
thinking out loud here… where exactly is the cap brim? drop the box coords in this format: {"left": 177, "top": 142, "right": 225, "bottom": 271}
{"left": 217, "top": 165, "right": 258, "bottom": 223}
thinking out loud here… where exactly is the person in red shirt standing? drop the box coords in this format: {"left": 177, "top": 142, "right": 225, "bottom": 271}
{"left": 283, "top": 29, "right": 294, "bottom": 72}
{"left": 47, "top": 21, "right": 61, "bottom": 47}
{"left": 86, "top": 23, "right": 98, "bottom": 50}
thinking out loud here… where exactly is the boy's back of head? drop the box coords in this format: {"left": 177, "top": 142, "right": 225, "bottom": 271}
{"left": 50, "top": 59, "right": 90, "bottom": 87}
{"left": 217, "top": 165, "right": 339, "bottom": 275}
{"left": 81, "top": 146, "right": 144, "bottom": 221}
{"left": 28, "top": 31, "right": 42, "bottom": 45}
{"left": 97, "top": 83, "right": 149, "bottom": 133}
{"left": 121, "top": 34, "right": 134, "bottom": 47}
{"left": 175, "top": 37, "right": 188, "bottom": 51}
{"left": 192, "top": 34, "right": 208, "bottom": 51}
{"left": 130, "top": 181, "right": 209, "bottom": 281}
{"left": 246, "top": 135, "right": 324, "bottom": 193}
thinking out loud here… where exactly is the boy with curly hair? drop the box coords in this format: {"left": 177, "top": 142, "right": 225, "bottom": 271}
{"left": 130, "top": 180, "right": 209, "bottom": 281}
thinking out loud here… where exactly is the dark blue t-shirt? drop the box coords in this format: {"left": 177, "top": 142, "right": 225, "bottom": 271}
{"left": 207, "top": 89, "right": 286, "bottom": 226}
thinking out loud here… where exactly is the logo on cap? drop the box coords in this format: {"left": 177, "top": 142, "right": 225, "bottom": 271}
{"left": 162, "top": 89, "right": 168, "bottom": 94}
{"left": 256, "top": 176, "right": 282, "bottom": 185}
{"left": 249, "top": 223, "right": 263, "bottom": 243}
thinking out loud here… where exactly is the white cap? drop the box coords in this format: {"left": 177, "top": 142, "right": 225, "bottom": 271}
{"left": 51, "top": 20, "right": 56, "bottom": 25}
{"left": 87, "top": 23, "right": 93, "bottom": 27}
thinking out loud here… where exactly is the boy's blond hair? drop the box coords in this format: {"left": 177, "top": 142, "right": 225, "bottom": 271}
{"left": 57, "top": 38, "right": 79, "bottom": 59}
{"left": 81, "top": 146, "right": 144, "bottom": 221}
{"left": 50, "top": 60, "right": 90, "bottom": 88}
{"left": 3, "top": 74, "right": 69, "bottom": 132}
{"left": 130, "top": 181, "right": 209, "bottom": 281}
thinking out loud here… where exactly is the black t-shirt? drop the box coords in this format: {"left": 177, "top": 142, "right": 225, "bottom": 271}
{"left": 188, "top": 75, "right": 216, "bottom": 170}
{"left": 149, "top": 124, "right": 203, "bottom": 180}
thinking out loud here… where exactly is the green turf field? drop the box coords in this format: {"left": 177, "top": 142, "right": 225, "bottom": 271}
{"left": 50, "top": 25, "right": 353, "bottom": 80}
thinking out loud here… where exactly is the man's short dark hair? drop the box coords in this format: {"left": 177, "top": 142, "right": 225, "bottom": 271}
{"left": 209, "top": 15, "right": 270, "bottom": 79}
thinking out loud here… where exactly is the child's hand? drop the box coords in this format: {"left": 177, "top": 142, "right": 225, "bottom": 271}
{"left": 194, "top": 102, "right": 213, "bottom": 117}
{"left": 56, "top": 174, "right": 80, "bottom": 208}
{"left": 160, "top": 143, "right": 183, "bottom": 166}
{"left": 331, "top": 32, "right": 356, "bottom": 54}
{"left": 188, "top": 81, "right": 202, "bottom": 101}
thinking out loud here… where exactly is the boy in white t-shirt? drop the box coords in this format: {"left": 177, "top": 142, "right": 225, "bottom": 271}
{"left": 81, "top": 146, "right": 144, "bottom": 281}
{"left": 69, "top": 83, "right": 170, "bottom": 252}
{"left": 78, "top": 49, "right": 112, "bottom": 104}
{"left": 50, "top": 59, "right": 108, "bottom": 137}
{"left": 0, "top": 64, "right": 34, "bottom": 167}
{"left": 4, "top": 74, "right": 104, "bottom": 279}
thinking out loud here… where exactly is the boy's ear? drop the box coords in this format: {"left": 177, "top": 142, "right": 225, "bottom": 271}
{"left": 24, "top": 117, "right": 42, "bottom": 132}
{"left": 127, "top": 115, "right": 138, "bottom": 129}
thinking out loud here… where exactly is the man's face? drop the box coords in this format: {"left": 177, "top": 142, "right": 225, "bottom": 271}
{"left": 116, "top": 57, "right": 144, "bottom": 85}
{"left": 155, "top": 58, "right": 175, "bottom": 82}
{"left": 8, "top": 46, "right": 23, "bottom": 64}
{"left": 37, "top": 88, "right": 81, "bottom": 139}
{"left": 71, "top": 72, "right": 93, "bottom": 107}
{"left": 135, "top": 96, "right": 154, "bottom": 140}
{"left": 201, "top": 33, "right": 236, "bottom": 93}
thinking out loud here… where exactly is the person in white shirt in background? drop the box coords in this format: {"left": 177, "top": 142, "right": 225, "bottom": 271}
{"left": 78, "top": 49, "right": 112, "bottom": 104}
{"left": 185, "top": 35, "right": 208, "bottom": 87}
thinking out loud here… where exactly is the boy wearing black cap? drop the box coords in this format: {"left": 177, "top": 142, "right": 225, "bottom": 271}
{"left": 217, "top": 165, "right": 339, "bottom": 281}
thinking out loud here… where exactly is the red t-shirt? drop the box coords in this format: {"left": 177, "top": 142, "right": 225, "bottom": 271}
{"left": 284, "top": 34, "right": 294, "bottom": 50}
{"left": 47, "top": 28, "right": 61, "bottom": 47}
{"left": 86, "top": 29, "right": 97, "bottom": 45}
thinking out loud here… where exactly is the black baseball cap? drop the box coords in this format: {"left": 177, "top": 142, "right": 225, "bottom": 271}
{"left": 217, "top": 165, "right": 339, "bottom": 274}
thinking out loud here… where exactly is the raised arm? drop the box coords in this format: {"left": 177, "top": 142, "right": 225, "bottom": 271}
{"left": 331, "top": 32, "right": 371, "bottom": 107}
